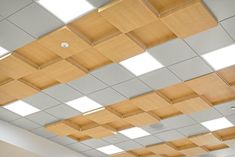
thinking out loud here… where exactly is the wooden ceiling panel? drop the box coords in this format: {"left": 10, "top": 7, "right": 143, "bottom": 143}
{"left": 185, "top": 73, "right": 235, "bottom": 105}
{"left": 169, "top": 138, "right": 197, "bottom": 150}
{"left": 104, "top": 119, "right": 133, "bottom": 131}
{"left": 83, "top": 126, "right": 114, "bottom": 138}
{"left": 38, "top": 27, "right": 91, "bottom": 58}
{"left": 15, "top": 41, "right": 61, "bottom": 67}
{"left": 130, "top": 92, "right": 171, "bottom": 112}
{"left": 94, "top": 33, "right": 145, "bottom": 62}
{"left": 0, "top": 80, "right": 38, "bottom": 99}
{"left": 203, "top": 143, "right": 229, "bottom": 151}
{"left": 180, "top": 147, "right": 207, "bottom": 156}
{"left": 112, "top": 152, "right": 136, "bottom": 157}
{"left": 214, "top": 127, "right": 235, "bottom": 141}
{"left": 98, "top": 0, "right": 158, "bottom": 33}
{"left": 0, "top": 54, "right": 37, "bottom": 79}
{"left": 0, "top": 91, "right": 16, "bottom": 106}
{"left": 68, "top": 11, "right": 120, "bottom": 42}
{"left": 130, "top": 19, "right": 176, "bottom": 48}
{"left": 68, "top": 115, "right": 98, "bottom": 130}
{"left": 217, "top": 65, "right": 235, "bottom": 86}
{"left": 189, "top": 133, "right": 222, "bottom": 146}
{"left": 69, "top": 132, "right": 91, "bottom": 142}
{"left": 160, "top": 0, "right": 217, "bottom": 37}
{"left": 173, "top": 96, "right": 212, "bottom": 114}
{"left": 149, "top": 104, "right": 182, "bottom": 119}
{"left": 147, "top": 143, "right": 179, "bottom": 155}
{"left": 130, "top": 148, "right": 155, "bottom": 157}
{"left": 67, "top": 48, "right": 112, "bottom": 71}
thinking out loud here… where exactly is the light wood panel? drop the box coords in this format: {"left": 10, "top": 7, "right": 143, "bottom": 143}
{"left": 130, "top": 148, "right": 155, "bottom": 157}
{"left": 83, "top": 126, "right": 114, "bottom": 138}
{"left": 38, "top": 27, "right": 91, "bottom": 58}
{"left": 130, "top": 19, "right": 176, "bottom": 47}
{"left": 112, "top": 152, "right": 136, "bottom": 157}
{"left": 180, "top": 147, "right": 207, "bottom": 156}
{"left": 68, "top": 10, "right": 120, "bottom": 42}
{"left": 185, "top": 73, "right": 235, "bottom": 105}
{"left": 69, "top": 132, "right": 91, "bottom": 142}
{"left": 94, "top": 33, "right": 145, "bottom": 62}
{"left": 217, "top": 65, "right": 235, "bottom": 86}
{"left": 149, "top": 105, "right": 182, "bottom": 119}
{"left": 160, "top": 0, "right": 217, "bottom": 37}
{"left": 0, "top": 91, "right": 16, "bottom": 106}
{"left": 214, "top": 127, "right": 235, "bottom": 141}
{"left": 147, "top": 143, "right": 179, "bottom": 155}
{"left": 189, "top": 133, "right": 222, "bottom": 146}
{"left": 98, "top": 0, "right": 158, "bottom": 33}
{"left": 169, "top": 138, "right": 197, "bottom": 150}
{"left": 104, "top": 119, "right": 133, "bottom": 131}
{"left": 203, "top": 143, "right": 228, "bottom": 151}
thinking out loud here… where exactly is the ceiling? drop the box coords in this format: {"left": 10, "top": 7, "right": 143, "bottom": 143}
{"left": 0, "top": 0, "right": 235, "bottom": 157}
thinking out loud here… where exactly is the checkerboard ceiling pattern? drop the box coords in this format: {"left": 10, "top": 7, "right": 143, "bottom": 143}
{"left": 1, "top": 0, "right": 235, "bottom": 157}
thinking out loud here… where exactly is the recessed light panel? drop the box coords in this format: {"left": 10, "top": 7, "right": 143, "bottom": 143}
{"left": 4, "top": 100, "right": 40, "bottom": 116}
{"left": 66, "top": 96, "right": 102, "bottom": 113}
{"left": 37, "top": 0, "right": 95, "bottom": 23}
{"left": 202, "top": 44, "right": 235, "bottom": 70}
{"left": 119, "top": 127, "right": 150, "bottom": 139}
{"left": 120, "top": 52, "right": 163, "bottom": 76}
{"left": 97, "top": 145, "right": 124, "bottom": 155}
{"left": 201, "top": 117, "right": 233, "bottom": 131}
{"left": 0, "top": 46, "right": 9, "bottom": 57}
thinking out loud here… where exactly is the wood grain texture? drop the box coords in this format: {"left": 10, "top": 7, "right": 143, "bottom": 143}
{"left": 149, "top": 104, "right": 182, "bottom": 119}
{"left": 94, "top": 33, "right": 145, "bottom": 62}
{"left": 160, "top": 0, "right": 217, "bottom": 37}
{"left": 83, "top": 126, "right": 114, "bottom": 138}
{"left": 98, "top": 0, "right": 158, "bottom": 33}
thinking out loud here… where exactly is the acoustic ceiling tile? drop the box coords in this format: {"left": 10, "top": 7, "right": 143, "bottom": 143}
{"left": 162, "top": 115, "right": 196, "bottom": 129}
{"left": 8, "top": 3, "right": 63, "bottom": 38}
{"left": 177, "top": 124, "right": 209, "bottom": 137}
{"left": 103, "top": 133, "right": 129, "bottom": 144}
{"left": 115, "top": 140, "right": 143, "bottom": 151}
{"left": 143, "top": 123, "right": 171, "bottom": 134}
{"left": 185, "top": 25, "right": 234, "bottom": 55}
{"left": 83, "top": 149, "right": 108, "bottom": 157}
{"left": 11, "top": 118, "right": 40, "bottom": 130}
{"left": 43, "top": 83, "right": 82, "bottom": 102}
{"left": 81, "top": 139, "right": 109, "bottom": 148}
{"left": 88, "top": 88, "right": 126, "bottom": 106}
{"left": 139, "top": 68, "right": 181, "bottom": 90}
{"left": 190, "top": 108, "right": 223, "bottom": 122}
{"left": 160, "top": 0, "right": 217, "bottom": 38}
{"left": 221, "top": 16, "right": 235, "bottom": 41}
{"left": 134, "top": 135, "right": 162, "bottom": 146}
{"left": 50, "top": 136, "right": 77, "bottom": 145}
{"left": 45, "top": 104, "right": 81, "bottom": 119}
{"left": 0, "top": 20, "right": 35, "bottom": 50}
{"left": 0, "top": 107, "right": 21, "bottom": 122}
{"left": 23, "top": 92, "right": 60, "bottom": 110}
{"left": 226, "top": 114, "right": 235, "bottom": 125}
{"left": 67, "top": 142, "right": 92, "bottom": 152}
{"left": 209, "top": 148, "right": 235, "bottom": 157}
{"left": 98, "top": 0, "right": 158, "bottom": 33}
{"left": 149, "top": 38, "right": 196, "bottom": 66}
{"left": 38, "top": 27, "right": 91, "bottom": 58}
{"left": 86, "top": 0, "right": 110, "bottom": 8}
{"left": 31, "top": 127, "right": 56, "bottom": 138}
{"left": 214, "top": 100, "right": 235, "bottom": 116}
{"left": 204, "top": 0, "right": 235, "bottom": 21}
{"left": 169, "top": 57, "right": 213, "bottom": 81}
{"left": 68, "top": 74, "right": 107, "bottom": 94}
{"left": 155, "top": 130, "right": 185, "bottom": 142}
{"left": 91, "top": 63, "right": 134, "bottom": 86}
{"left": 93, "top": 34, "right": 145, "bottom": 62}
{"left": 26, "top": 111, "right": 57, "bottom": 125}
{"left": 112, "top": 78, "right": 152, "bottom": 98}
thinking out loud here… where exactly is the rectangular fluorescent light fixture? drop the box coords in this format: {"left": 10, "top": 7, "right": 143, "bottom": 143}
{"left": 37, "top": 0, "right": 95, "bottom": 23}
{"left": 0, "top": 46, "right": 9, "bottom": 56}
{"left": 201, "top": 117, "right": 233, "bottom": 131}
{"left": 202, "top": 44, "right": 235, "bottom": 70}
{"left": 120, "top": 52, "right": 163, "bottom": 76}
{"left": 4, "top": 100, "right": 40, "bottom": 116}
{"left": 97, "top": 145, "right": 124, "bottom": 155}
{"left": 66, "top": 96, "right": 102, "bottom": 113}
{"left": 119, "top": 127, "right": 150, "bottom": 139}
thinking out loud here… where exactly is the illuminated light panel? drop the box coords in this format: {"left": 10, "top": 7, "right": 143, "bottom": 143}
{"left": 37, "top": 0, "right": 95, "bottom": 23}
{"left": 4, "top": 100, "right": 40, "bottom": 116}
{"left": 66, "top": 96, "right": 102, "bottom": 113}
{"left": 0, "top": 46, "right": 9, "bottom": 57}
{"left": 201, "top": 117, "right": 233, "bottom": 131}
{"left": 202, "top": 44, "right": 235, "bottom": 70}
{"left": 119, "top": 127, "right": 150, "bottom": 139}
{"left": 97, "top": 145, "right": 124, "bottom": 155}
{"left": 120, "top": 52, "right": 163, "bottom": 76}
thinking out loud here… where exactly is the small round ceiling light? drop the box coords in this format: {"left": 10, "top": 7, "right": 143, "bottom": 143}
{"left": 61, "top": 42, "right": 69, "bottom": 48}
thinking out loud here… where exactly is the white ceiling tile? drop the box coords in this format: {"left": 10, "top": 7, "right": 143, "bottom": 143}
{"left": 91, "top": 63, "right": 134, "bottom": 86}
{"left": 215, "top": 100, "right": 235, "bottom": 116}
{"left": 169, "top": 57, "right": 213, "bottom": 81}
{"left": 0, "top": 20, "right": 34, "bottom": 50}
{"left": 224, "top": 139, "right": 235, "bottom": 148}
{"left": 0, "top": 0, "right": 32, "bottom": 17}
{"left": 155, "top": 130, "right": 185, "bottom": 141}
{"left": 177, "top": 124, "right": 209, "bottom": 137}
{"left": 67, "top": 142, "right": 92, "bottom": 152}
{"left": 83, "top": 149, "right": 108, "bottom": 157}
{"left": 0, "top": 107, "right": 21, "bottom": 122}
{"left": 139, "top": 68, "right": 181, "bottom": 90}
{"left": 88, "top": 88, "right": 126, "bottom": 106}
{"left": 11, "top": 118, "right": 40, "bottom": 130}
{"left": 45, "top": 104, "right": 81, "bottom": 119}
{"left": 134, "top": 135, "right": 162, "bottom": 146}
{"left": 102, "top": 133, "right": 129, "bottom": 144}
{"left": 43, "top": 84, "right": 82, "bottom": 102}
{"left": 112, "top": 78, "right": 152, "bottom": 98}
{"left": 189, "top": 108, "right": 223, "bottom": 122}
{"left": 23, "top": 92, "right": 60, "bottom": 110}
{"left": 209, "top": 148, "right": 235, "bottom": 157}
{"left": 221, "top": 16, "right": 235, "bottom": 41}
{"left": 50, "top": 136, "right": 76, "bottom": 145}
{"left": 162, "top": 115, "right": 196, "bottom": 129}
{"left": 142, "top": 123, "right": 171, "bottom": 134}
{"left": 31, "top": 127, "right": 56, "bottom": 138}
{"left": 86, "top": 0, "right": 110, "bottom": 8}
{"left": 203, "top": 0, "right": 235, "bottom": 21}
{"left": 149, "top": 38, "right": 196, "bottom": 66}
{"left": 226, "top": 114, "right": 235, "bottom": 125}
{"left": 68, "top": 74, "right": 107, "bottom": 94}
{"left": 115, "top": 140, "right": 142, "bottom": 151}
{"left": 26, "top": 111, "right": 58, "bottom": 125}
{"left": 8, "top": 3, "right": 63, "bottom": 38}
{"left": 81, "top": 139, "right": 109, "bottom": 148}
{"left": 185, "top": 25, "right": 234, "bottom": 55}
{"left": 0, "top": 15, "right": 3, "bottom": 21}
